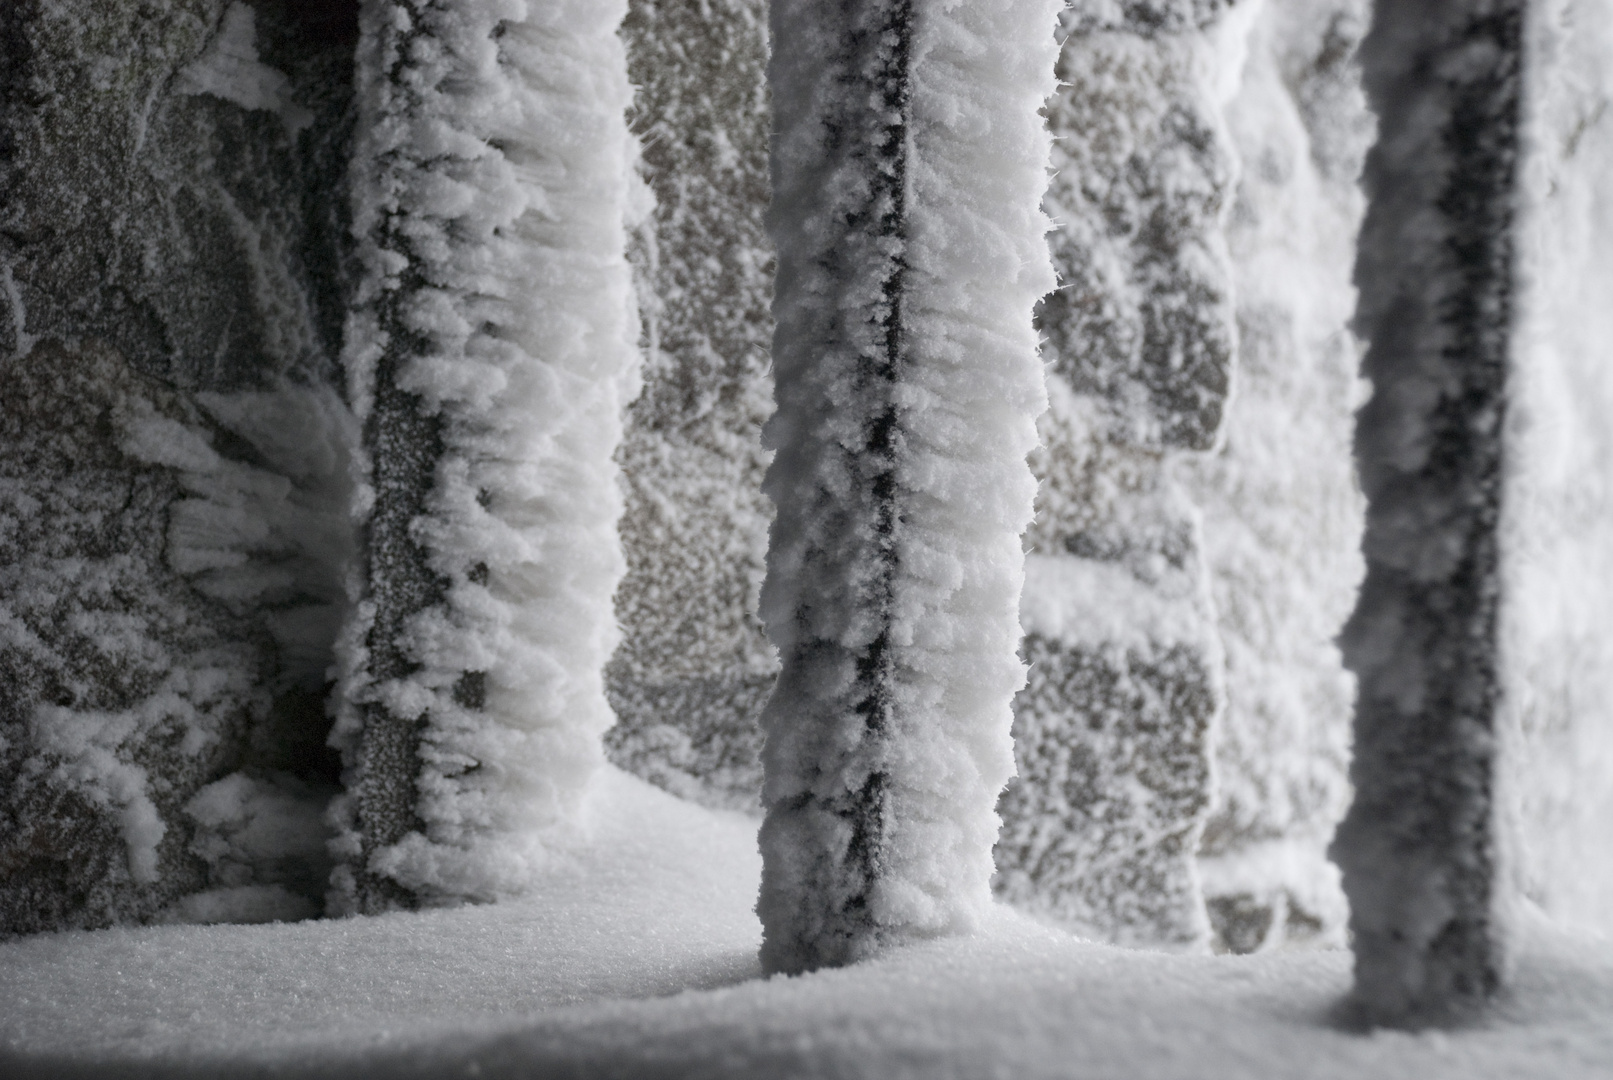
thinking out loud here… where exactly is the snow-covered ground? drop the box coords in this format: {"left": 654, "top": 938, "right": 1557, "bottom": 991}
{"left": 2, "top": 767, "right": 1610, "bottom": 1079}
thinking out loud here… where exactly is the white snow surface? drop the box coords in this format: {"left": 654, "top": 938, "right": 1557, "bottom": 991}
{"left": 333, "top": 0, "right": 641, "bottom": 903}
{"left": 3, "top": 767, "right": 1613, "bottom": 1079}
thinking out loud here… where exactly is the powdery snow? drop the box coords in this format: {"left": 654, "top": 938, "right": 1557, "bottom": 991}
{"left": 2, "top": 768, "right": 1611, "bottom": 1079}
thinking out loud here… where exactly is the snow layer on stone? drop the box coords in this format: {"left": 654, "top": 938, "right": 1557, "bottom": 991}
{"left": 0, "top": 341, "right": 353, "bottom": 933}
{"left": 332, "top": 0, "right": 640, "bottom": 905}
{"left": 993, "top": 5, "right": 1244, "bottom": 951}
{"left": 1020, "top": 551, "right": 1208, "bottom": 649}
{"left": 3, "top": 773, "right": 1613, "bottom": 1079}
{"left": 1184, "top": 0, "right": 1370, "bottom": 953}
{"left": 1034, "top": 13, "right": 1241, "bottom": 454}
{"left": 757, "top": 0, "right": 1059, "bottom": 970}
{"left": 1499, "top": 0, "right": 1613, "bottom": 938}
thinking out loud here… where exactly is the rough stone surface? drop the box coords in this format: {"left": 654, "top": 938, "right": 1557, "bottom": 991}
{"left": 0, "top": 344, "right": 254, "bottom": 936}
{"left": 993, "top": 7, "right": 1238, "bottom": 950}
{"left": 0, "top": 0, "right": 357, "bottom": 935}
{"left": 607, "top": 0, "right": 777, "bottom": 814}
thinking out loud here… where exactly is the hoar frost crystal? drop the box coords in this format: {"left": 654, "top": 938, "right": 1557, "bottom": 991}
{"left": 332, "top": 0, "right": 640, "bottom": 911}
{"left": 757, "top": 0, "right": 1060, "bottom": 973}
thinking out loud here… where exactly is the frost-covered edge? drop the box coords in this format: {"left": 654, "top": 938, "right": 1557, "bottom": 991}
{"left": 329, "top": 0, "right": 640, "bottom": 909}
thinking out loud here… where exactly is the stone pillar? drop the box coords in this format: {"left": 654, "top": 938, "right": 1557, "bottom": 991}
{"left": 1331, "top": 0, "right": 1522, "bottom": 1025}
{"left": 329, "top": 0, "right": 640, "bottom": 911}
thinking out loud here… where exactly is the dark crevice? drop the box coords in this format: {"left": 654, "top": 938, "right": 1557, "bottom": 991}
{"left": 821, "top": 0, "right": 913, "bottom": 955}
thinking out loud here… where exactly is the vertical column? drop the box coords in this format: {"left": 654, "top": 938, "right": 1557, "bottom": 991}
{"left": 758, "top": 0, "right": 1059, "bottom": 973}
{"left": 1331, "top": 0, "right": 1521, "bottom": 1025}
{"left": 608, "top": 0, "right": 778, "bottom": 812}
{"left": 993, "top": 1, "right": 1239, "bottom": 949}
{"left": 332, "top": 0, "right": 640, "bottom": 910}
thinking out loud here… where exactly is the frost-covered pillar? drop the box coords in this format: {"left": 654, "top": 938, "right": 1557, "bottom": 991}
{"left": 607, "top": 0, "right": 778, "bottom": 810}
{"left": 757, "top": 0, "right": 1058, "bottom": 974}
{"left": 993, "top": 1, "right": 1240, "bottom": 949}
{"left": 1331, "top": 0, "right": 1521, "bottom": 1024}
{"left": 332, "top": 0, "right": 639, "bottom": 911}
{"left": 1185, "top": 0, "right": 1370, "bottom": 954}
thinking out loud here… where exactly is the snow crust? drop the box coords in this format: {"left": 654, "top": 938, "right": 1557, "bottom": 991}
{"left": 333, "top": 0, "right": 640, "bottom": 906}
{"left": 4, "top": 771, "right": 1613, "bottom": 1079}
{"left": 757, "top": 0, "right": 1060, "bottom": 971}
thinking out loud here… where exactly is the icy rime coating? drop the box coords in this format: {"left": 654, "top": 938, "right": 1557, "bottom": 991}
{"left": 757, "top": 0, "right": 1058, "bottom": 974}
{"left": 0, "top": 0, "right": 357, "bottom": 935}
{"left": 1185, "top": 0, "right": 1369, "bottom": 954}
{"left": 607, "top": 0, "right": 778, "bottom": 812}
{"left": 993, "top": 4, "right": 1239, "bottom": 949}
{"left": 1331, "top": 0, "right": 1521, "bottom": 1024}
{"left": 1501, "top": 0, "right": 1613, "bottom": 937}
{"left": 331, "top": 0, "right": 639, "bottom": 910}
